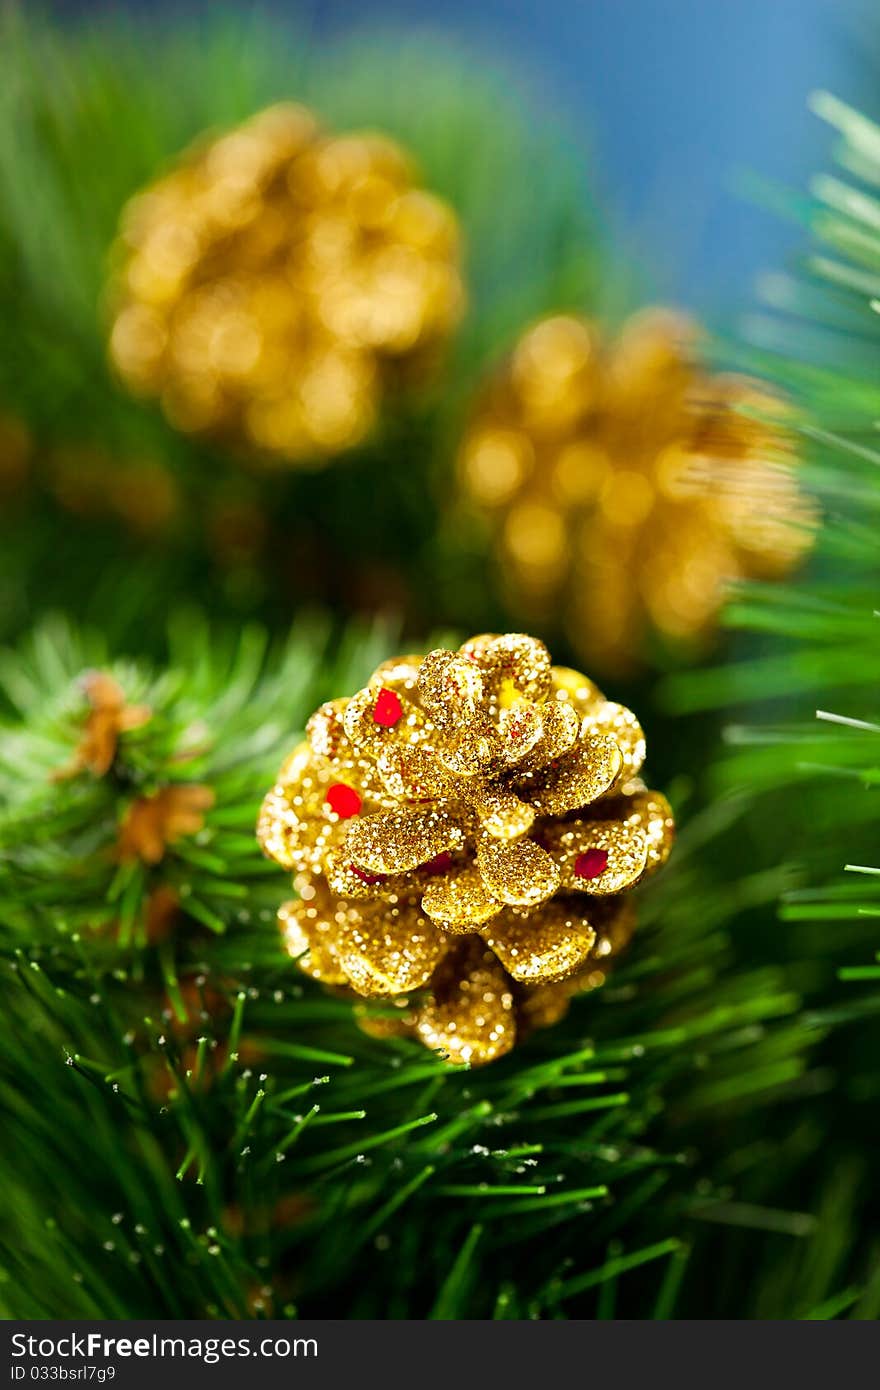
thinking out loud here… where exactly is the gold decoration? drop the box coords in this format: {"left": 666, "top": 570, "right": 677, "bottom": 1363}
{"left": 55, "top": 671, "right": 152, "bottom": 780}
{"left": 109, "top": 104, "right": 464, "bottom": 466}
{"left": 117, "top": 784, "right": 215, "bottom": 865}
{"left": 258, "top": 633, "right": 673, "bottom": 1063}
{"left": 358, "top": 897, "right": 638, "bottom": 1062}
{"left": 459, "top": 310, "right": 816, "bottom": 674}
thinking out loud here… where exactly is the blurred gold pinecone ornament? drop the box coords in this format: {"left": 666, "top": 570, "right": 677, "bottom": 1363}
{"left": 459, "top": 310, "right": 816, "bottom": 674}
{"left": 258, "top": 633, "right": 673, "bottom": 1064}
{"left": 109, "top": 104, "right": 465, "bottom": 466}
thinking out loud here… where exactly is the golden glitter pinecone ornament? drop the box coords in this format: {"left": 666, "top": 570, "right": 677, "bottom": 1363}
{"left": 109, "top": 104, "right": 464, "bottom": 466}
{"left": 459, "top": 309, "right": 816, "bottom": 674}
{"left": 258, "top": 633, "right": 673, "bottom": 1063}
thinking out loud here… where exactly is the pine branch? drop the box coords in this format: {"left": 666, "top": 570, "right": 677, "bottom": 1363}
{"left": 0, "top": 615, "right": 840, "bottom": 1319}
{"left": 657, "top": 95, "right": 880, "bottom": 1313}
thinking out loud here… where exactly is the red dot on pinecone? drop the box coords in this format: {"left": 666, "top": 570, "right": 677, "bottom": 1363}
{"left": 424, "top": 851, "right": 453, "bottom": 874}
{"left": 373, "top": 687, "right": 403, "bottom": 727}
{"left": 575, "top": 848, "right": 609, "bottom": 880}
{"left": 326, "top": 783, "right": 362, "bottom": 819}
{"left": 350, "top": 863, "right": 386, "bottom": 885}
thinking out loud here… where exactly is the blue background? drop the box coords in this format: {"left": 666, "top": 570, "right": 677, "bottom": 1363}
{"left": 306, "top": 0, "right": 871, "bottom": 321}
{"left": 65, "top": 0, "right": 874, "bottom": 321}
